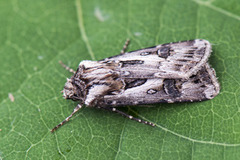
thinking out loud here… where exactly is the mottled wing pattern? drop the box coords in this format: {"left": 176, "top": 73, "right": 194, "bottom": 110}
{"left": 103, "top": 63, "right": 220, "bottom": 106}
{"left": 52, "top": 39, "right": 220, "bottom": 131}
{"left": 156, "top": 39, "right": 211, "bottom": 79}
{"left": 75, "top": 39, "right": 218, "bottom": 106}
{"left": 103, "top": 39, "right": 211, "bottom": 79}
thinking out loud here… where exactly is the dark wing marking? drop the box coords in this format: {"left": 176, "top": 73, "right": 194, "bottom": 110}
{"left": 156, "top": 39, "right": 211, "bottom": 79}
{"left": 103, "top": 63, "right": 220, "bottom": 106}
{"left": 102, "top": 39, "right": 211, "bottom": 79}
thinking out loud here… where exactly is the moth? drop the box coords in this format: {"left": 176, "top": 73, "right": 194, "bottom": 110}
{"left": 51, "top": 39, "right": 220, "bottom": 132}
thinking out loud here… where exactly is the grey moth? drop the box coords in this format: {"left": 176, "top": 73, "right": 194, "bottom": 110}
{"left": 51, "top": 39, "right": 220, "bottom": 132}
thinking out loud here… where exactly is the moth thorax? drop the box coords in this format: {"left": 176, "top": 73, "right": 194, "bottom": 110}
{"left": 79, "top": 60, "right": 124, "bottom": 106}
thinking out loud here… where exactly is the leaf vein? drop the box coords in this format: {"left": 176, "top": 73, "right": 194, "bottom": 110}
{"left": 75, "top": 0, "right": 96, "bottom": 60}
{"left": 194, "top": 0, "right": 240, "bottom": 21}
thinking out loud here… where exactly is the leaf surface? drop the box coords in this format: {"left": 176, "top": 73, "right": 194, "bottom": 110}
{"left": 0, "top": 0, "right": 240, "bottom": 159}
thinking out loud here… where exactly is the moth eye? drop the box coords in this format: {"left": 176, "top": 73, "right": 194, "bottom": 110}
{"left": 147, "top": 89, "right": 157, "bottom": 94}
{"left": 157, "top": 47, "right": 170, "bottom": 58}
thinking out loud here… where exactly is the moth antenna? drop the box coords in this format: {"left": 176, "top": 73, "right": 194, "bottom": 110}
{"left": 51, "top": 104, "right": 82, "bottom": 132}
{"left": 120, "top": 39, "right": 130, "bottom": 54}
{"left": 59, "top": 61, "right": 76, "bottom": 74}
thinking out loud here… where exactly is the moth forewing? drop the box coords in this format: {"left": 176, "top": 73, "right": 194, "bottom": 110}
{"left": 201, "top": 63, "right": 220, "bottom": 99}
{"left": 51, "top": 39, "right": 220, "bottom": 132}
{"left": 103, "top": 63, "right": 220, "bottom": 105}
{"left": 104, "top": 39, "right": 211, "bottom": 79}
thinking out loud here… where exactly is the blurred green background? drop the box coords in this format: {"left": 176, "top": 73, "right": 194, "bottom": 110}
{"left": 0, "top": 0, "right": 240, "bottom": 159}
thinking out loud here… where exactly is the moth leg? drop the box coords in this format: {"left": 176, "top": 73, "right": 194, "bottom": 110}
{"left": 59, "top": 61, "right": 75, "bottom": 74}
{"left": 51, "top": 104, "right": 82, "bottom": 132}
{"left": 100, "top": 106, "right": 155, "bottom": 127}
{"left": 120, "top": 39, "right": 130, "bottom": 54}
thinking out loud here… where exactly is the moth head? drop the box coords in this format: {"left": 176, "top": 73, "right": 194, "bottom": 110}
{"left": 62, "top": 78, "right": 80, "bottom": 101}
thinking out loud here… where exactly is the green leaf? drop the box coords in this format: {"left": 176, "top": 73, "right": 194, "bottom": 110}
{"left": 0, "top": 0, "right": 240, "bottom": 159}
